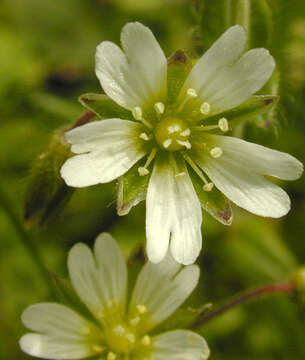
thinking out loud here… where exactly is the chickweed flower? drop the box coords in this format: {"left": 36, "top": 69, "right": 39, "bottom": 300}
{"left": 20, "top": 233, "right": 209, "bottom": 360}
{"left": 60, "top": 23, "right": 303, "bottom": 265}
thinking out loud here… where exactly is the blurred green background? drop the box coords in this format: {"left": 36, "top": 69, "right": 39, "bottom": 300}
{"left": 0, "top": 0, "right": 304, "bottom": 359}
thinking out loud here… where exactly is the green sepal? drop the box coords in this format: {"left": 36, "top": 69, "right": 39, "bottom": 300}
{"left": 116, "top": 162, "right": 149, "bottom": 216}
{"left": 50, "top": 273, "right": 98, "bottom": 325}
{"left": 190, "top": 171, "right": 233, "bottom": 226}
{"left": 166, "top": 50, "right": 192, "bottom": 105}
{"left": 24, "top": 130, "right": 74, "bottom": 226}
{"left": 201, "top": 95, "right": 279, "bottom": 129}
{"left": 153, "top": 303, "right": 213, "bottom": 334}
{"left": 79, "top": 93, "right": 132, "bottom": 120}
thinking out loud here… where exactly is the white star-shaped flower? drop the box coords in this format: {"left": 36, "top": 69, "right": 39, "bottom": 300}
{"left": 60, "top": 22, "right": 303, "bottom": 265}
{"left": 20, "top": 233, "right": 209, "bottom": 360}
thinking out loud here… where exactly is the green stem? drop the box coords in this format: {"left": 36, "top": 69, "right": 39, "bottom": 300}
{"left": 0, "top": 187, "right": 57, "bottom": 297}
{"left": 191, "top": 281, "right": 295, "bottom": 329}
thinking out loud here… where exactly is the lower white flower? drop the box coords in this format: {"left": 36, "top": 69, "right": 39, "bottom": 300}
{"left": 20, "top": 233, "right": 210, "bottom": 360}
{"left": 60, "top": 22, "right": 303, "bottom": 265}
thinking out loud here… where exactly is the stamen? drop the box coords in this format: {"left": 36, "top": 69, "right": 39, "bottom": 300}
{"left": 154, "top": 102, "right": 165, "bottom": 115}
{"left": 200, "top": 102, "right": 211, "bottom": 115}
{"left": 187, "top": 88, "right": 198, "bottom": 98}
{"left": 141, "top": 335, "right": 151, "bottom": 346}
{"left": 92, "top": 345, "right": 104, "bottom": 353}
{"left": 113, "top": 325, "right": 125, "bottom": 336}
{"left": 180, "top": 128, "right": 191, "bottom": 137}
{"left": 183, "top": 154, "right": 210, "bottom": 186}
{"left": 138, "top": 167, "right": 149, "bottom": 176}
{"left": 203, "top": 182, "right": 214, "bottom": 192}
{"left": 178, "top": 88, "right": 198, "bottom": 112}
{"left": 129, "top": 316, "right": 140, "bottom": 326}
{"left": 168, "top": 124, "right": 181, "bottom": 134}
{"left": 132, "top": 106, "right": 143, "bottom": 121}
{"left": 132, "top": 106, "right": 152, "bottom": 129}
{"left": 139, "top": 132, "right": 150, "bottom": 141}
{"left": 210, "top": 147, "right": 223, "bottom": 158}
{"left": 218, "top": 117, "right": 229, "bottom": 132}
{"left": 138, "top": 148, "right": 157, "bottom": 176}
{"left": 136, "top": 304, "right": 147, "bottom": 314}
{"left": 107, "top": 352, "right": 117, "bottom": 360}
{"left": 175, "top": 172, "right": 186, "bottom": 178}
{"left": 176, "top": 140, "right": 192, "bottom": 149}
{"left": 126, "top": 333, "right": 135, "bottom": 344}
{"left": 163, "top": 139, "right": 172, "bottom": 148}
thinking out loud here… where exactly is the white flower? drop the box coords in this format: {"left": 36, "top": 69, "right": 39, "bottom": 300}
{"left": 60, "top": 22, "right": 303, "bottom": 265}
{"left": 20, "top": 233, "right": 209, "bottom": 360}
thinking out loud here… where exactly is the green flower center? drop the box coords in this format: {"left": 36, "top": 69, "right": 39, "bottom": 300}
{"left": 154, "top": 117, "right": 191, "bottom": 152}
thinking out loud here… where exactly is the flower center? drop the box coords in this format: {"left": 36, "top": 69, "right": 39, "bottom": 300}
{"left": 154, "top": 117, "right": 191, "bottom": 152}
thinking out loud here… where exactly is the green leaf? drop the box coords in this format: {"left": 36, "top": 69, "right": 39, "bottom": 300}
{"left": 79, "top": 93, "right": 132, "bottom": 120}
{"left": 116, "top": 163, "right": 149, "bottom": 216}
{"left": 166, "top": 50, "right": 192, "bottom": 105}
{"left": 190, "top": 170, "right": 233, "bottom": 226}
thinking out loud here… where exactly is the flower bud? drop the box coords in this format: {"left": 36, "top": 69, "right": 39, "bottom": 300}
{"left": 24, "top": 130, "right": 73, "bottom": 226}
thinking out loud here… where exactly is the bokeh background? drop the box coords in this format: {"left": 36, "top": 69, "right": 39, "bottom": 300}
{"left": 0, "top": 0, "right": 305, "bottom": 359}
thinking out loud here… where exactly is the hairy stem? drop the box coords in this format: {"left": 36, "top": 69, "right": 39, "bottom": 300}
{"left": 191, "top": 281, "right": 295, "bottom": 329}
{"left": 0, "top": 188, "right": 58, "bottom": 297}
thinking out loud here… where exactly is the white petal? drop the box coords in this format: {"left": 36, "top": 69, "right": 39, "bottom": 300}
{"left": 94, "top": 233, "right": 127, "bottom": 308}
{"left": 61, "top": 119, "right": 146, "bottom": 187}
{"left": 21, "top": 303, "right": 94, "bottom": 336}
{"left": 146, "top": 154, "right": 202, "bottom": 265}
{"left": 209, "top": 134, "right": 303, "bottom": 180}
{"left": 95, "top": 22, "right": 167, "bottom": 109}
{"left": 181, "top": 25, "right": 246, "bottom": 102}
{"left": 197, "top": 153, "right": 291, "bottom": 218}
{"left": 130, "top": 254, "right": 199, "bottom": 330}
{"left": 200, "top": 48, "right": 275, "bottom": 115}
{"left": 151, "top": 330, "right": 210, "bottom": 360}
{"left": 20, "top": 303, "right": 97, "bottom": 359}
{"left": 20, "top": 334, "right": 94, "bottom": 360}
{"left": 182, "top": 25, "right": 275, "bottom": 116}
{"left": 68, "top": 235, "right": 126, "bottom": 320}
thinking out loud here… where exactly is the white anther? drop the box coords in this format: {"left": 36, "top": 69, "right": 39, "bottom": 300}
{"left": 129, "top": 316, "right": 140, "bottom": 326}
{"left": 92, "top": 345, "right": 104, "bottom": 353}
{"left": 141, "top": 335, "right": 151, "bottom": 346}
{"left": 132, "top": 106, "right": 143, "bottom": 120}
{"left": 200, "top": 102, "right": 211, "bottom": 115}
{"left": 126, "top": 333, "right": 135, "bottom": 344}
{"left": 113, "top": 325, "right": 125, "bottom": 336}
{"left": 187, "top": 88, "right": 198, "bottom": 98}
{"left": 180, "top": 128, "right": 191, "bottom": 137}
{"left": 218, "top": 117, "right": 229, "bottom": 132}
{"left": 137, "top": 304, "right": 147, "bottom": 314}
{"left": 107, "top": 352, "right": 117, "bottom": 360}
{"left": 203, "top": 182, "right": 214, "bottom": 192}
{"left": 168, "top": 125, "right": 181, "bottom": 134}
{"left": 175, "top": 172, "right": 186, "bottom": 178}
{"left": 139, "top": 132, "right": 150, "bottom": 141}
{"left": 210, "top": 147, "right": 223, "bottom": 158}
{"left": 154, "top": 102, "right": 165, "bottom": 115}
{"left": 138, "top": 167, "right": 149, "bottom": 176}
{"left": 163, "top": 139, "right": 172, "bottom": 148}
{"left": 177, "top": 140, "right": 192, "bottom": 149}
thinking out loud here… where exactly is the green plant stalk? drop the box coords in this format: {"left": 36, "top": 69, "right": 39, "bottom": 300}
{"left": 191, "top": 281, "right": 295, "bottom": 329}
{"left": 0, "top": 187, "right": 58, "bottom": 297}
